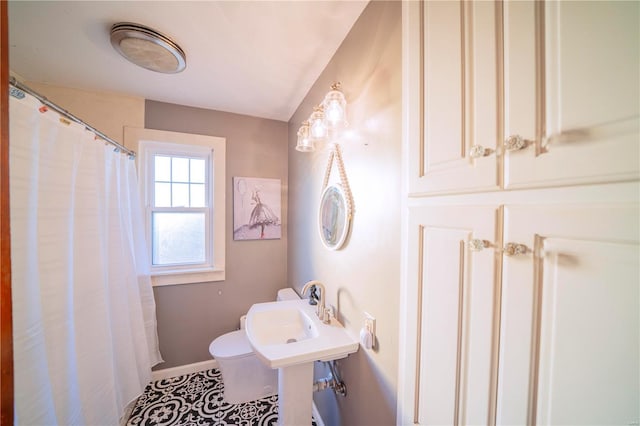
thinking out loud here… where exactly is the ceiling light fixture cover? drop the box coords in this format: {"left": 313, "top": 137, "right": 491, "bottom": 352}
{"left": 110, "top": 22, "right": 186, "bottom": 74}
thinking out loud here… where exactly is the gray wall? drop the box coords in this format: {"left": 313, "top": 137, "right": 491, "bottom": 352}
{"left": 145, "top": 102, "right": 289, "bottom": 369}
{"left": 287, "top": 2, "right": 402, "bottom": 425}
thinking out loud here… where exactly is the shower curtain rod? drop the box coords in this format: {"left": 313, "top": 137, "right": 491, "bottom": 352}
{"left": 9, "top": 77, "right": 136, "bottom": 158}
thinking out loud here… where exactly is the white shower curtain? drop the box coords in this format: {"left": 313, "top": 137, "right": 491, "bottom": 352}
{"left": 9, "top": 91, "right": 163, "bottom": 424}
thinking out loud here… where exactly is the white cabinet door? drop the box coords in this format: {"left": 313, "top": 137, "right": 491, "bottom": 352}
{"left": 504, "top": 1, "right": 640, "bottom": 189}
{"left": 406, "top": 1, "right": 501, "bottom": 195}
{"left": 405, "top": 205, "right": 500, "bottom": 425}
{"left": 497, "top": 204, "right": 640, "bottom": 425}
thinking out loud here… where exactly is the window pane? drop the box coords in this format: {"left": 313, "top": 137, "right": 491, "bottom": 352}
{"left": 190, "top": 183, "right": 205, "bottom": 207}
{"left": 154, "top": 182, "right": 171, "bottom": 207}
{"left": 172, "top": 183, "right": 189, "bottom": 207}
{"left": 152, "top": 212, "right": 205, "bottom": 265}
{"left": 172, "top": 157, "right": 189, "bottom": 182}
{"left": 154, "top": 155, "right": 171, "bottom": 182}
{"left": 191, "top": 158, "right": 205, "bottom": 183}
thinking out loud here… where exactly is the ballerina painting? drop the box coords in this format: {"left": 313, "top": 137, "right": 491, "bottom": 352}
{"left": 233, "top": 177, "right": 281, "bottom": 240}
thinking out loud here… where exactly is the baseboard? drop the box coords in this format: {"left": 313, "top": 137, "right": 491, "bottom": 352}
{"left": 311, "top": 401, "right": 325, "bottom": 426}
{"left": 151, "top": 359, "right": 219, "bottom": 381}
{"left": 119, "top": 399, "right": 137, "bottom": 426}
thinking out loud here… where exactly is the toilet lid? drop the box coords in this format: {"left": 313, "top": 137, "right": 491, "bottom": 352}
{"left": 209, "top": 329, "right": 253, "bottom": 359}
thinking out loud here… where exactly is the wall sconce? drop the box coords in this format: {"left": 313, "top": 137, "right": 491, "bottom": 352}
{"left": 295, "top": 82, "right": 347, "bottom": 153}
{"left": 295, "top": 121, "right": 313, "bottom": 152}
{"left": 323, "top": 82, "right": 347, "bottom": 130}
{"left": 309, "top": 105, "right": 328, "bottom": 143}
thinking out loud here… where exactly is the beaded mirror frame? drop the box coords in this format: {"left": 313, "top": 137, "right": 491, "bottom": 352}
{"left": 318, "top": 143, "right": 354, "bottom": 250}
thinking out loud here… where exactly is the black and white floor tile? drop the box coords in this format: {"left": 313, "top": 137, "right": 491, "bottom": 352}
{"left": 126, "top": 369, "right": 318, "bottom": 426}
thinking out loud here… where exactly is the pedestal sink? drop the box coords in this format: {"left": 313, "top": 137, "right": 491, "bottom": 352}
{"left": 245, "top": 299, "right": 359, "bottom": 426}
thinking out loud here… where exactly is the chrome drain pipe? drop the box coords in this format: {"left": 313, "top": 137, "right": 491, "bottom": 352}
{"left": 312, "top": 361, "right": 347, "bottom": 397}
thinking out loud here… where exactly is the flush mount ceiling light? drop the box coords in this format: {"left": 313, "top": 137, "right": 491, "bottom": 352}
{"left": 110, "top": 22, "right": 186, "bottom": 74}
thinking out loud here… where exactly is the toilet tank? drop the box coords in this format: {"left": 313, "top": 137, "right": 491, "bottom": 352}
{"left": 276, "top": 288, "right": 300, "bottom": 301}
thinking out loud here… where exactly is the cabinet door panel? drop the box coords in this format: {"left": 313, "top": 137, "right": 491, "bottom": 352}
{"left": 424, "top": 2, "right": 463, "bottom": 168}
{"left": 537, "top": 238, "right": 639, "bottom": 425}
{"left": 420, "top": 227, "right": 468, "bottom": 425}
{"left": 504, "top": 1, "right": 640, "bottom": 189}
{"left": 406, "top": 1, "right": 501, "bottom": 195}
{"left": 407, "top": 206, "right": 500, "bottom": 425}
{"left": 497, "top": 205, "right": 640, "bottom": 425}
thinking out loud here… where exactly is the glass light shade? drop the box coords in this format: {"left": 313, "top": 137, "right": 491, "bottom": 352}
{"left": 323, "top": 85, "right": 347, "bottom": 128}
{"left": 295, "top": 121, "right": 314, "bottom": 152}
{"left": 309, "top": 106, "right": 327, "bottom": 141}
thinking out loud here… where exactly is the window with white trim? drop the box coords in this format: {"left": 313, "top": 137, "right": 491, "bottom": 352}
{"left": 125, "top": 128, "right": 226, "bottom": 286}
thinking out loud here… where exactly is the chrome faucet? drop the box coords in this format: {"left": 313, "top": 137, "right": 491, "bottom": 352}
{"left": 301, "top": 280, "right": 330, "bottom": 324}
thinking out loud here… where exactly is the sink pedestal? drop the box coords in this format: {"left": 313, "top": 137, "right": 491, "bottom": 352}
{"left": 277, "top": 362, "right": 314, "bottom": 426}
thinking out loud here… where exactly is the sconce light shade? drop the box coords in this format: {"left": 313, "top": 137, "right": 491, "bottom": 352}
{"left": 309, "top": 106, "right": 328, "bottom": 142}
{"left": 323, "top": 82, "right": 347, "bottom": 129}
{"left": 295, "top": 121, "right": 314, "bottom": 152}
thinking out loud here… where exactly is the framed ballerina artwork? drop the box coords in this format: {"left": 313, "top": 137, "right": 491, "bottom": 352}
{"left": 233, "top": 177, "right": 282, "bottom": 240}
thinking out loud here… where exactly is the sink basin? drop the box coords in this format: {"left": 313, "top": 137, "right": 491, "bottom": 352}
{"left": 245, "top": 299, "right": 358, "bottom": 369}
{"left": 250, "top": 307, "right": 319, "bottom": 346}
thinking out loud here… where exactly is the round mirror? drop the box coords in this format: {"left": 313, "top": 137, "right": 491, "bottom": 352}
{"left": 318, "top": 183, "right": 351, "bottom": 250}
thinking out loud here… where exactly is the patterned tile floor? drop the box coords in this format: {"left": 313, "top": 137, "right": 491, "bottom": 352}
{"left": 126, "top": 369, "right": 318, "bottom": 426}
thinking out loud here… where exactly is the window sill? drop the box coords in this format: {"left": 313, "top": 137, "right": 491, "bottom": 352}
{"left": 151, "top": 268, "right": 225, "bottom": 287}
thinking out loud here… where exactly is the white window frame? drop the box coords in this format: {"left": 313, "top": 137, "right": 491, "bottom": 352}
{"left": 125, "top": 127, "right": 226, "bottom": 286}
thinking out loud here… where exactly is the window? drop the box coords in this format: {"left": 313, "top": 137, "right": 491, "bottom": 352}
{"left": 125, "top": 128, "right": 226, "bottom": 286}
{"left": 151, "top": 153, "right": 208, "bottom": 266}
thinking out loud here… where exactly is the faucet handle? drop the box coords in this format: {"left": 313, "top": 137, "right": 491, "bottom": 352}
{"left": 322, "top": 306, "right": 334, "bottom": 324}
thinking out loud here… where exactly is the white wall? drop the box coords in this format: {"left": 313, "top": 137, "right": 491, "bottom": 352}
{"left": 23, "top": 81, "right": 144, "bottom": 146}
{"left": 287, "top": 2, "right": 402, "bottom": 424}
{"left": 144, "top": 100, "right": 289, "bottom": 369}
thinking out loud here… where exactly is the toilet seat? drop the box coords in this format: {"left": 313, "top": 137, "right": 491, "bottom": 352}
{"left": 209, "top": 330, "right": 252, "bottom": 360}
{"left": 209, "top": 329, "right": 277, "bottom": 404}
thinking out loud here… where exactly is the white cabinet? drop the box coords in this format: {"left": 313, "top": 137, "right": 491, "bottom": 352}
{"left": 406, "top": 0, "right": 502, "bottom": 195}
{"left": 398, "top": 1, "right": 640, "bottom": 425}
{"left": 406, "top": 0, "right": 639, "bottom": 196}
{"left": 408, "top": 205, "right": 500, "bottom": 425}
{"left": 497, "top": 205, "right": 639, "bottom": 425}
{"left": 403, "top": 203, "right": 640, "bottom": 425}
{"left": 504, "top": 1, "right": 640, "bottom": 189}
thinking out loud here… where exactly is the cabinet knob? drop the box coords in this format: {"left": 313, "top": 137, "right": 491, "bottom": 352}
{"left": 502, "top": 242, "right": 529, "bottom": 256}
{"left": 469, "top": 145, "right": 494, "bottom": 158}
{"left": 468, "top": 239, "right": 491, "bottom": 251}
{"left": 504, "top": 135, "right": 528, "bottom": 151}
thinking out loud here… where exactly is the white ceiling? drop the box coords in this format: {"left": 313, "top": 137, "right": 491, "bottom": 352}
{"left": 8, "top": 1, "right": 368, "bottom": 122}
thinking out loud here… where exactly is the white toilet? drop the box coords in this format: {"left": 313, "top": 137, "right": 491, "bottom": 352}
{"left": 209, "top": 288, "right": 300, "bottom": 404}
